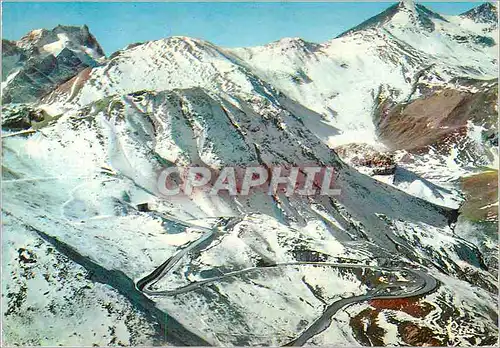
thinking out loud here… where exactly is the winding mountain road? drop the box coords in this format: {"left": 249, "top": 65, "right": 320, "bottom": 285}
{"left": 110, "top": 161, "right": 438, "bottom": 345}
{"left": 135, "top": 211, "right": 438, "bottom": 346}
{"left": 104, "top": 121, "right": 438, "bottom": 343}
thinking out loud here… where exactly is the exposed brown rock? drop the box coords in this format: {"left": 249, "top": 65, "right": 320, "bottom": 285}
{"left": 350, "top": 308, "right": 386, "bottom": 346}
{"left": 460, "top": 170, "right": 498, "bottom": 222}
{"left": 375, "top": 80, "right": 497, "bottom": 152}
{"left": 335, "top": 143, "right": 396, "bottom": 176}
{"left": 398, "top": 322, "right": 444, "bottom": 346}
{"left": 42, "top": 66, "right": 93, "bottom": 103}
{"left": 369, "top": 297, "right": 435, "bottom": 318}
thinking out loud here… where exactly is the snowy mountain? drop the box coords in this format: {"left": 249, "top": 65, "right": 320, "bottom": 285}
{"left": 2, "top": 1, "right": 498, "bottom": 346}
{"left": 231, "top": 0, "right": 497, "bottom": 147}
{"left": 460, "top": 2, "right": 498, "bottom": 24}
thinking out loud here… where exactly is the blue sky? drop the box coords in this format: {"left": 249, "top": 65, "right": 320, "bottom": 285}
{"left": 3, "top": 2, "right": 483, "bottom": 55}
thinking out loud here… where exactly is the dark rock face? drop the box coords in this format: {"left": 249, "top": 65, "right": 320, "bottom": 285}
{"left": 2, "top": 111, "right": 32, "bottom": 131}
{"left": 2, "top": 25, "right": 105, "bottom": 104}
{"left": 2, "top": 105, "right": 47, "bottom": 131}
{"left": 2, "top": 39, "right": 27, "bottom": 80}
{"left": 460, "top": 3, "right": 498, "bottom": 24}
{"left": 3, "top": 52, "right": 87, "bottom": 103}
{"left": 2, "top": 39, "right": 21, "bottom": 56}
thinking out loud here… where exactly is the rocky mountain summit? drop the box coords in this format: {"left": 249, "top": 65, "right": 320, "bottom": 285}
{"left": 2, "top": 25, "right": 104, "bottom": 103}
{"left": 460, "top": 2, "right": 498, "bottom": 24}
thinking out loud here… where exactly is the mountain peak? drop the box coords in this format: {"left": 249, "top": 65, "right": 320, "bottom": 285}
{"left": 266, "top": 37, "right": 319, "bottom": 53}
{"left": 336, "top": 1, "right": 446, "bottom": 38}
{"left": 460, "top": 2, "right": 498, "bottom": 24}
{"left": 16, "top": 24, "right": 105, "bottom": 59}
{"left": 399, "top": 0, "right": 417, "bottom": 12}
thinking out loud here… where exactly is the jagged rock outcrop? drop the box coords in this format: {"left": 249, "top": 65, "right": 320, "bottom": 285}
{"left": 1, "top": 25, "right": 105, "bottom": 103}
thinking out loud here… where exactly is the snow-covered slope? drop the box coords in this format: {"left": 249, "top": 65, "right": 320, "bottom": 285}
{"left": 2, "top": 1, "right": 498, "bottom": 346}
{"left": 459, "top": 2, "right": 498, "bottom": 25}
{"left": 2, "top": 213, "right": 157, "bottom": 346}
{"left": 3, "top": 85, "right": 496, "bottom": 345}
{"left": 34, "top": 1, "right": 496, "bottom": 151}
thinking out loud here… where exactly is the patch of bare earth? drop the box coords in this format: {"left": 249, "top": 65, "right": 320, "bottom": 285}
{"left": 398, "top": 322, "right": 443, "bottom": 346}
{"left": 350, "top": 297, "right": 445, "bottom": 346}
{"left": 350, "top": 308, "right": 386, "bottom": 346}
{"left": 42, "top": 66, "right": 93, "bottom": 103}
{"left": 460, "top": 170, "right": 498, "bottom": 222}
{"left": 335, "top": 143, "right": 396, "bottom": 176}
{"left": 369, "top": 297, "right": 435, "bottom": 318}
{"left": 374, "top": 80, "right": 497, "bottom": 153}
